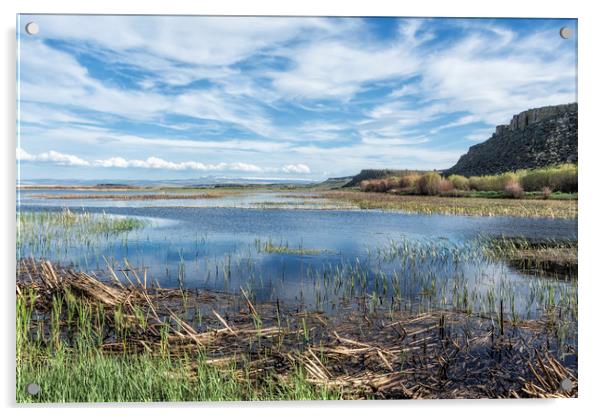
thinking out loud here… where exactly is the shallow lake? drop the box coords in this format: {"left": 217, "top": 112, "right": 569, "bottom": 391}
{"left": 18, "top": 190, "right": 577, "bottom": 329}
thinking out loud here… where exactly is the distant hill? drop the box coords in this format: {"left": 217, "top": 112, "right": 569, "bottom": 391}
{"left": 309, "top": 176, "right": 354, "bottom": 190}
{"left": 445, "top": 103, "right": 577, "bottom": 177}
{"left": 342, "top": 169, "right": 428, "bottom": 188}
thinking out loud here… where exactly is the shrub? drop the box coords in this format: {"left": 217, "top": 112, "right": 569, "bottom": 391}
{"left": 520, "top": 164, "right": 577, "bottom": 193}
{"left": 385, "top": 177, "right": 400, "bottom": 190}
{"left": 438, "top": 178, "right": 454, "bottom": 192}
{"left": 398, "top": 174, "right": 420, "bottom": 190}
{"left": 416, "top": 172, "right": 442, "bottom": 195}
{"left": 504, "top": 180, "right": 524, "bottom": 198}
{"left": 469, "top": 173, "right": 518, "bottom": 191}
{"left": 359, "top": 180, "right": 371, "bottom": 192}
{"left": 447, "top": 174, "right": 469, "bottom": 190}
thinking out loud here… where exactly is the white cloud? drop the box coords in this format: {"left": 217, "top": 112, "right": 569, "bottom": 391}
{"left": 16, "top": 147, "right": 90, "bottom": 167}
{"left": 417, "top": 26, "right": 576, "bottom": 125}
{"left": 32, "top": 16, "right": 353, "bottom": 67}
{"left": 269, "top": 39, "right": 420, "bottom": 100}
{"left": 17, "top": 148, "right": 311, "bottom": 174}
{"left": 282, "top": 164, "right": 311, "bottom": 174}
{"left": 16, "top": 17, "right": 577, "bottom": 178}
{"left": 16, "top": 147, "right": 33, "bottom": 161}
{"left": 94, "top": 157, "right": 311, "bottom": 174}
{"left": 19, "top": 40, "right": 275, "bottom": 137}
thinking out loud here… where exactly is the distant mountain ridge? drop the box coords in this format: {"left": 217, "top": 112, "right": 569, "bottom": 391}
{"left": 445, "top": 103, "right": 577, "bottom": 176}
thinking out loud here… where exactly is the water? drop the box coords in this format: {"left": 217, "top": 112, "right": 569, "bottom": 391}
{"left": 17, "top": 190, "right": 577, "bottom": 323}
{"left": 17, "top": 189, "right": 349, "bottom": 209}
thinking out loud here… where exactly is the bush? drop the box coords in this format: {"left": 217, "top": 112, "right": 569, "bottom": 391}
{"left": 398, "top": 174, "right": 420, "bottom": 190}
{"left": 385, "top": 177, "right": 400, "bottom": 190}
{"left": 438, "top": 178, "right": 454, "bottom": 192}
{"left": 469, "top": 173, "right": 518, "bottom": 191}
{"left": 376, "top": 179, "right": 389, "bottom": 192}
{"left": 360, "top": 174, "right": 423, "bottom": 193}
{"left": 520, "top": 164, "right": 577, "bottom": 193}
{"left": 416, "top": 172, "right": 442, "bottom": 195}
{"left": 359, "top": 179, "right": 392, "bottom": 193}
{"left": 504, "top": 180, "right": 524, "bottom": 198}
{"left": 447, "top": 174, "right": 469, "bottom": 190}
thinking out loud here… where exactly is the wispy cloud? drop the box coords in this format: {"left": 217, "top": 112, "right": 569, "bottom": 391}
{"left": 17, "top": 16, "right": 577, "bottom": 180}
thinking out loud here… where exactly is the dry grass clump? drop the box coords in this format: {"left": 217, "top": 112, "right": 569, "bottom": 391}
{"left": 321, "top": 190, "right": 577, "bottom": 218}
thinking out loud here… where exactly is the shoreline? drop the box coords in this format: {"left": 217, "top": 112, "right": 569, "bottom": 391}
{"left": 17, "top": 187, "right": 577, "bottom": 219}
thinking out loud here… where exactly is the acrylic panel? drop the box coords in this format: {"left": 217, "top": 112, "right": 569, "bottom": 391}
{"left": 16, "top": 15, "right": 578, "bottom": 403}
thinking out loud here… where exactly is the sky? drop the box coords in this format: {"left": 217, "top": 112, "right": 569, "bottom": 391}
{"left": 17, "top": 15, "right": 577, "bottom": 182}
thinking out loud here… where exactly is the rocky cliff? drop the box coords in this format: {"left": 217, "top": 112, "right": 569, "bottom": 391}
{"left": 445, "top": 103, "right": 577, "bottom": 177}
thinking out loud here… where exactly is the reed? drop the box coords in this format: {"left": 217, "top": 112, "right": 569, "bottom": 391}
{"left": 16, "top": 259, "right": 577, "bottom": 401}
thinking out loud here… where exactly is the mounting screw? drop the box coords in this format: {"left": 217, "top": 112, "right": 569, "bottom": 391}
{"left": 26, "top": 383, "right": 40, "bottom": 396}
{"left": 559, "top": 27, "right": 572, "bottom": 40}
{"left": 559, "top": 378, "right": 573, "bottom": 392}
{"left": 25, "top": 22, "right": 39, "bottom": 35}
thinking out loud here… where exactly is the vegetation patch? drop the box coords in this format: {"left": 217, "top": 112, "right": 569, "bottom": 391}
{"left": 320, "top": 190, "right": 577, "bottom": 218}
{"left": 483, "top": 237, "right": 578, "bottom": 278}
{"left": 17, "top": 260, "right": 577, "bottom": 402}
{"left": 35, "top": 193, "right": 222, "bottom": 200}
{"left": 256, "top": 239, "right": 326, "bottom": 255}
{"left": 17, "top": 209, "right": 147, "bottom": 258}
{"left": 357, "top": 164, "right": 577, "bottom": 199}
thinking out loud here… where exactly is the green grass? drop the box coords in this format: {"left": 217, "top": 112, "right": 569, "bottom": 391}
{"left": 256, "top": 238, "right": 325, "bottom": 255}
{"left": 18, "top": 209, "right": 146, "bottom": 235}
{"left": 17, "top": 209, "right": 147, "bottom": 258}
{"left": 17, "top": 348, "right": 338, "bottom": 402}
{"left": 16, "top": 289, "right": 340, "bottom": 403}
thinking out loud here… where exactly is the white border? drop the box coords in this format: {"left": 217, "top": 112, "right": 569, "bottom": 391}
{"left": 2, "top": 1, "right": 600, "bottom": 415}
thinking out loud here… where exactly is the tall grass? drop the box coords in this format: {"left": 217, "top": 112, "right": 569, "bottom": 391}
{"left": 16, "top": 290, "right": 340, "bottom": 403}
{"left": 17, "top": 349, "right": 336, "bottom": 402}
{"left": 17, "top": 209, "right": 147, "bottom": 258}
{"left": 18, "top": 209, "right": 146, "bottom": 236}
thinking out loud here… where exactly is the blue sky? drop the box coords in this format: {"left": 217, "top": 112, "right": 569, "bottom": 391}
{"left": 17, "top": 16, "right": 577, "bottom": 181}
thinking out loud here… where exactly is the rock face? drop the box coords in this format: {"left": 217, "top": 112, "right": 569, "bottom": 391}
{"left": 445, "top": 103, "right": 577, "bottom": 177}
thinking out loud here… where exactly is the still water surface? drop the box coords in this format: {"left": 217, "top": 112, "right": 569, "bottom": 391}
{"left": 18, "top": 190, "right": 577, "bottom": 320}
